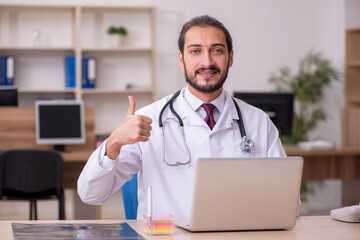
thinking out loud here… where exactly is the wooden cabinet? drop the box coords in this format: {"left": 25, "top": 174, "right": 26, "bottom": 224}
{"left": 0, "top": 5, "right": 157, "bottom": 135}
{"left": 345, "top": 28, "right": 360, "bottom": 107}
{"left": 342, "top": 28, "right": 360, "bottom": 147}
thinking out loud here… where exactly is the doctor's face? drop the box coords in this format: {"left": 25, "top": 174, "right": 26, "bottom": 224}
{"left": 179, "top": 26, "right": 233, "bottom": 96}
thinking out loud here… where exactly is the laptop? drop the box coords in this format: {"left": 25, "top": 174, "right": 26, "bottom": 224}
{"left": 176, "top": 157, "right": 304, "bottom": 232}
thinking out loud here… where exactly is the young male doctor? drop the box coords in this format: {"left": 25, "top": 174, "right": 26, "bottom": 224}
{"left": 78, "top": 15, "right": 286, "bottom": 220}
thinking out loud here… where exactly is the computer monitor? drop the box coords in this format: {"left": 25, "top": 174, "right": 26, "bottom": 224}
{"left": 233, "top": 92, "right": 294, "bottom": 136}
{"left": 35, "top": 100, "right": 85, "bottom": 151}
{"left": 0, "top": 86, "right": 18, "bottom": 106}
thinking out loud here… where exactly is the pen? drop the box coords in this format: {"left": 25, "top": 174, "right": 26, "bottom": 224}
{"left": 148, "top": 186, "right": 152, "bottom": 234}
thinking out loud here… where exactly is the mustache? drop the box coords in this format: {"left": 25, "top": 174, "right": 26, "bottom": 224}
{"left": 195, "top": 66, "right": 220, "bottom": 74}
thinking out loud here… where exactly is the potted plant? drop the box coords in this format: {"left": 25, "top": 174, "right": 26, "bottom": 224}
{"left": 107, "top": 26, "right": 128, "bottom": 47}
{"left": 269, "top": 50, "right": 340, "bottom": 214}
{"left": 268, "top": 49, "right": 340, "bottom": 145}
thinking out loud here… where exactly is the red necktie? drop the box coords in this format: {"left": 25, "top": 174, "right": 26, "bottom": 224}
{"left": 202, "top": 103, "right": 216, "bottom": 130}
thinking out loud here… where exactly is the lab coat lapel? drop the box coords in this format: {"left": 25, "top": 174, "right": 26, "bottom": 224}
{"left": 212, "top": 92, "right": 239, "bottom": 133}
{"left": 160, "top": 89, "right": 204, "bottom": 127}
{"left": 175, "top": 91, "right": 205, "bottom": 127}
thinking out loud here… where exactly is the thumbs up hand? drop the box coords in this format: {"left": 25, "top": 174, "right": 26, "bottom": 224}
{"left": 106, "top": 96, "right": 153, "bottom": 160}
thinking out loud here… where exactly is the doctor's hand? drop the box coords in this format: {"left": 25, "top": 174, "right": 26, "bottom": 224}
{"left": 105, "top": 96, "right": 153, "bottom": 160}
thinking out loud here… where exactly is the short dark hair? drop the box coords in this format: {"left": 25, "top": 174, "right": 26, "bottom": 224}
{"left": 177, "top": 15, "right": 233, "bottom": 56}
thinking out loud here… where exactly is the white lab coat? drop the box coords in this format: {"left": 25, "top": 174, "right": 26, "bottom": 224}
{"left": 77, "top": 88, "right": 286, "bottom": 219}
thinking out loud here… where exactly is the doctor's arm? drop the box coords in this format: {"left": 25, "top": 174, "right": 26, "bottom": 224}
{"left": 77, "top": 140, "right": 142, "bottom": 205}
{"left": 266, "top": 118, "right": 287, "bottom": 157}
{"left": 77, "top": 96, "right": 152, "bottom": 205}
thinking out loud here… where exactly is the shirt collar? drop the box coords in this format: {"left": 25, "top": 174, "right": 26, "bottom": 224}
{"left": 184, "top": 86, "right": 225, "bottom": 113}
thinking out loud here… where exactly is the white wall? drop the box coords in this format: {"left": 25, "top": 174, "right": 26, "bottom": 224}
{"left": 1, "top": 0, "right": 346, "bottom": 143}
{"left": 346, "top": 0, "right": 360, "bottom": 28}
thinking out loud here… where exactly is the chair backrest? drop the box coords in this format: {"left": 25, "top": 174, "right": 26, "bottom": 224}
{"left": 121, "top": 173, "right": 138, "bottom": 219}
{"left": 0, "top": 149, "right": 63, "bottom": 196}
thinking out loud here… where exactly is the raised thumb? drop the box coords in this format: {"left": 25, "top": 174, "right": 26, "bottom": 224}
{"left": 127, "top": 96, "right": 136, "bottom": 115}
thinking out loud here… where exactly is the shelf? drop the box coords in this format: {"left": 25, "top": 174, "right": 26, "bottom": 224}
{"left": 0, "top": 5, "right": 76, "bottom": 10}
{"left": 344, "top": 27, "right": 360, "bottom": 147}
{"left": 346, "top": 29, "right": 360, "bottom": 62}
{"left": 346, "top": 97, "right": 360, "bottom": 104}
{"left": 0, "top": 6, "right": 75, "bottom": 49}
{"left": 95, "top": 130, "right": 111, "bottom": 136}
{"left": 346, "top": 29, "right": 360, "bottom": 107}
{"left": 347, "top": 62, "right": 360, "bottom": 67}
{"left": 81, "top": 47, "right": 153, "bottom": 53}
{"left": 19, "top": 89, "right": 76, "bottom": 94}
{"left": 80, "top": 7, "right": 154, "bottom": 50}
{"left": 0, "top": 47, "right": 74, "bottom": 52}
{"left": 0, "top": 4, "right": 157, "bottom": 134}
{"left": 81, "top": 6, "right": 155, "bottom": 11}
{"left": 346, "top": 27, "right": 360, "bottom": 33}
{"left": 81, "top": 88, "right": 154, "bottom": 95}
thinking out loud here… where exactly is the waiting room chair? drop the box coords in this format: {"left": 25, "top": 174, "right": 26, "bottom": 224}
{"left": 0, "top": 149, "right": 65, "bottom": 220}
{"left": 121, "top": 173, "right": 138, "bottom": 219}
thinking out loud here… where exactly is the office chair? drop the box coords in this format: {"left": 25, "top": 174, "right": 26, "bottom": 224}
{"left": 121, "top": 173, "right": 138, "bottom": 219}
{"left": 0, "top": 149, "right": 65, "bottom": 220}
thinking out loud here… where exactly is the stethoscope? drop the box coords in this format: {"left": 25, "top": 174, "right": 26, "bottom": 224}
{"left": 159, "top": 90, "right": 254, "bottom": 167}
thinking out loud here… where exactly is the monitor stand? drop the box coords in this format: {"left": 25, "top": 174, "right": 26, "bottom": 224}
{"left": 54, "top": 144, "right": 65, "bottom": 152}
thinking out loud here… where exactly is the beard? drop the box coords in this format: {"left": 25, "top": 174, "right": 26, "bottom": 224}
{"left": 183, "top": 61, "right": 230, "bottom": 94}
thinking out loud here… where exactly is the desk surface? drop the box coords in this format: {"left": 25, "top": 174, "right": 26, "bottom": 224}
{"left": 0, "top": 216, "right": 359, "bottom": 240}
{"left": 61, "top": 150, "right": 93, "bottom": 162}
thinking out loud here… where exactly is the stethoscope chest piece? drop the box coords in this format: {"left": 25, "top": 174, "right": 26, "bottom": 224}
{"left": 240, "top": 136, "right": 254, "bottom": 153}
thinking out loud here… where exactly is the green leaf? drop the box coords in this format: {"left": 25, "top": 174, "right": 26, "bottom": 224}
{"left": 107, "top": 26, "right": 128, "bottom": 36}
{"left": 268, "top": 49, "right": 340, "bottom": 144}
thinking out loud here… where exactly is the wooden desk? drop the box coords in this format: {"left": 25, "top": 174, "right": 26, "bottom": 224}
{"left": 0, "top": 107, "right": 99, "bottom": 219}
{"left": 61, "top": 151, "right": 93, "bottom": 189}
{"left": 0, "top": 216, "right": 359, "bottom": 240}
{"left": 285, "top": 146, "right": 360, "bottom": 206}
{"left": 285, "top": 146, "right": 360, "bottom": 180}
{"left": 0, "top": 107, "right": 95, "bottom": 189}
